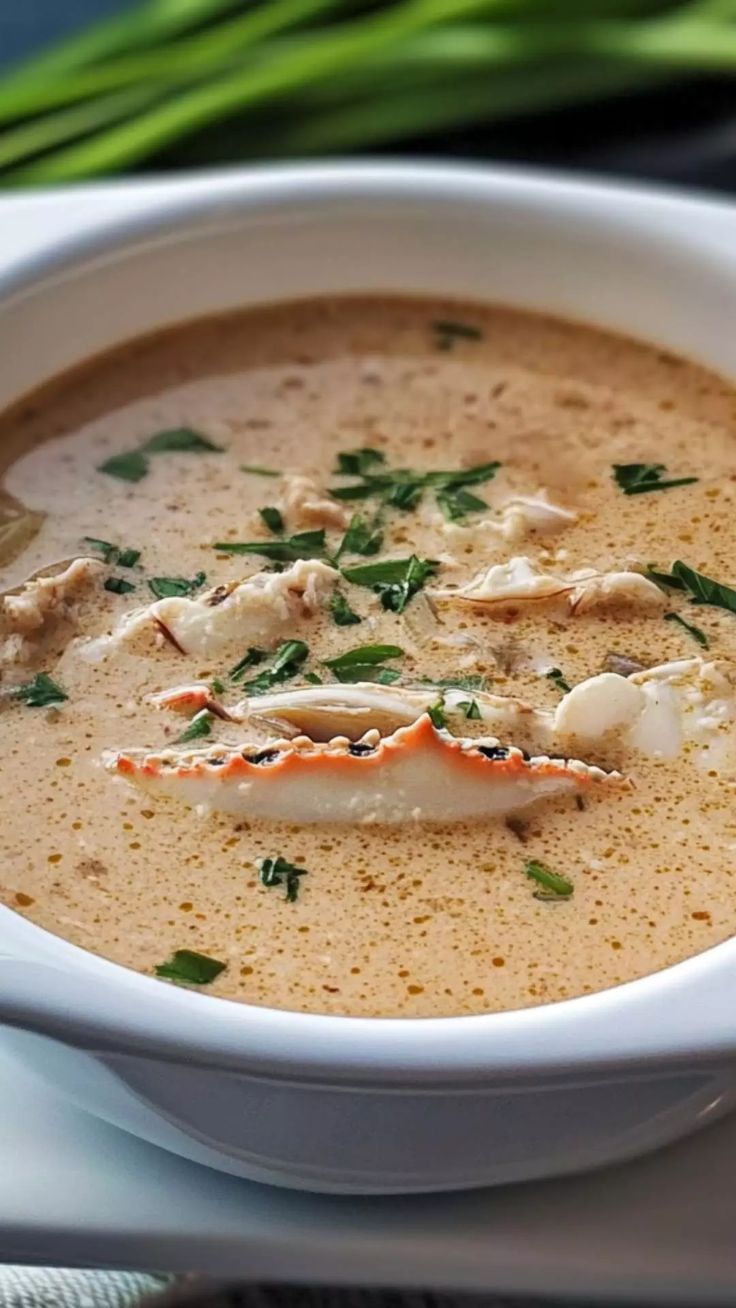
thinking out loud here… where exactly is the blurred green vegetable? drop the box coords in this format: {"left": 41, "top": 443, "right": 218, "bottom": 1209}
{"left": 2, "top": 0, "right": 736, "bottom": 184}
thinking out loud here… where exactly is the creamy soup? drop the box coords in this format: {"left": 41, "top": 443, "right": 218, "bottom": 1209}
{"left": 2, "top": 296, "right": 736, "bottom": 1017}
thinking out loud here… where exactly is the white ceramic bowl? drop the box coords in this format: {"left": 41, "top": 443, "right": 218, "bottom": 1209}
{"left": 1, "top": 163, "right": 736, "bottom": 1195}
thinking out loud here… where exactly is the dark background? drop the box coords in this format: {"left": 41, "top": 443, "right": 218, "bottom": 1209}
{"left": 3, "top": 1, "right": 736, "bottom": 191}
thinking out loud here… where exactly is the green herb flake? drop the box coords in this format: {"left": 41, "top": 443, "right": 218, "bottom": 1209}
{"left": 13, "top": 672, "right": 68, "bottom": 708}
{"left": 421, "top": 674, "right": 488, "bottom": 692}
{"left": 240, "top": 641, "right": 309, "bottom": 695}
{"left": 258, "top": 855, "right": 308, "bottom": 903}
{"left": 342, "top": 555, "right": 438, "bottom": 614}
{"left": 148, "top": 572, "right": 206, "bottom": 599}
{"left": 83, "top": 537, "right": 140, "bottom": 567}
{"left": 333, "top": 448, "right": 386, "bottom": 477}
{"left": 259, "top": 506, "right": 284, "bottom": 535}
{"left": 229, "top": 647, "right": 267, "bottom": 682}
{"left": 212, "top": 529, "right": 325, "bottom": 562}
{"left": 546, "top": 667, "right": 571, "bottom": 695}
{"left": 525, "top": 859, "right": 574, "bottom": 900}
{"left": 104, "top": 575, "right": 136, "bottom": 595}
{"left": 330, "top": 589, "right": 362, "bottom": 627}
{"left": 613, "top": 463, "right": 698, "bottom": 496}
{"left": 458, "top": 698, "right": 482, "bottom": 720}
{"left": 664, "top": 611, "right": 710, "bottom": 648}
{"left": 384, "top": 481, "right": 424, "bottom": 511}
{"left": 432, "top": 319, "right": 484, "bottom": 349}
{"left": 177, "top": 709, "right": 213, "bottom": 743}
{"left": 155, "top": 949, "right": 226, "bottom": 985}
{"left": 241, "top": 464, "right": 279, "bottom": 478}
{"left": 211, "top": 677, "right": 226, "bottom": 696}
{"left": 336, "top": 514, "right": 383, "bottom": 560}
{"left": 97, "top": 450, "right": 149, "bottom": 483}
{"left": 323, "top": 643, "right": 403, "bottom": 685}
{"left": 670, "top": 559, "right": 736, "bottom": 615}
{"left": 304, "top": 672, "right": 323, "bottom": 685}
{"left": 142, "top": 427, "right": 221, "bottom": 455}
{"left": 436, "top": 486, "right": 487, "bottom": 521}
{"left": 427, "top": 700, "right": 447, "bottom": 729}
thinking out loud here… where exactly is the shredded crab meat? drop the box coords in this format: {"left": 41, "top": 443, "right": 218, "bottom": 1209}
{"left": 442, "top": 492, "right": 577, "bottom": 547}
{"left": 81, "top": 558, "right": 339, "bottom": 661}
{"left": 432, "top": 554, "right": 666, "bottom": 618}
{"left": 279, "top": 473, "right": 350, "bottom": 530}
{"left": 2, "top": 557, "right": 103, "bottom": 635}
{"left": 107, "top": 714, "right": 624, "bottom": 825}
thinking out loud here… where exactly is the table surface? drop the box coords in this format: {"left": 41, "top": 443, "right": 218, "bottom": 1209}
{"left": 2, "top": 169, "right": 736, "bottom": 1304}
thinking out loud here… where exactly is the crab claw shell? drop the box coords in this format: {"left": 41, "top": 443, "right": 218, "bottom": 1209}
{"left": 107, "top": 714, "right": 623, "bottom": 825}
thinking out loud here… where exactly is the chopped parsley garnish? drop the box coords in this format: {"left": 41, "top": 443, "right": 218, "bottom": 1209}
{"left": 335, "top": 513, "right": 383, "bottom": 560}
{"left": 436, "top": 486, "right": 488, "bottom": 521}
{"left": 241, "top": 464, "right": 279, "bottom": 477}
{"left": 664, "top": 611, "right": 709, "bottom": 648}
{"left": 104, "top": 575, "right": 136, "bottom": 595}
{"left": 13, "top": 672, "right": 67, "bottom": 708}
{"left": 259, "top": 506, "right": 284, "bottom": 535}
{"left": 83, "top": 537, "right": 140, "bottom": 567}
{"left": 525, "top": 859, "right": 574, "bottom": 900}
{"left": 648, "top": 559, "right": 736, "bottom": 617}
{"left": 229, "top": 647, "right": 267, "bottom": 681}
{"left": 333, "top": 448, "right": 386, "bottom": 477}
{"left": 98, "top": 428, "right": 221, "bottom": 481}
{"left": 323, "top": 643, "right": 403, "bottom": 685}
{"left": 342, "top": 555, "right": 438, "bottom": 614}
{"left": 212, "top": 529, "right": 326, "bottom": 562}
{"left": 142, "top": 428, "right": 221, "bottom": 455}
{"left": 421, "top": 674, "right": 488, "bottom": 692}
{"left": 330, "top": 589, "right": 362, "bottom": 626}
{"left": 155, "top": 949, "right": 226, "bottom": 985}
{"left": 546, "top": 667, "right": 571, "bottom": 695}
{"left": 148, "top": 572, "right": 206, "bottom": 599}
{"left": 427, "top": 700, "right": 447, "bottom": 729}
{"left": 239, "top": 640, "right": 309, "bottom": 695}
{"left": 258, "top": 855, "right": 308, "bottom": 903}
{"left": 458, "top": 698, "right": 481, "bottom": 720}
{"left": 613, "top": 463, "right": 698, "bottom": 496}
{"left": 177, "top": 709, "right": 213, "bottom": 743}
{"left": 432, "top": 319, "right": 483, "bottom": 349}
{"left": 329, "top": 453, "right": 499, "bottom": 520}
{"left": 211, "top": 677, "right": 226, "bottom": 695}
{"left": 97, "top": 451, "right": 148, "bottom": 482}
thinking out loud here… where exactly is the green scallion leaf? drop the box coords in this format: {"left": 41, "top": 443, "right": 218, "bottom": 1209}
{"left": 333, "top": 448, "right": 385, "bottom": 477}
{"left": 427, "top": 700, "right": 447, "bottom": 729}
{"left": 155, "top": 949, "right": 226, "bottom": 985}
{"left": 142, "top": 427, "right": 221, "bottom": 454}
{"left": 229, "top": 646, "right": 267, "bottom": 681}
{"left": 458, "top": 698, "right": 481, "bottom": 719}
{"left": 330, "top": 589, "right": 362, "bottom": 626}
{"left": 259, "top": 506, "right": 284, "bottom": 535}
{"left": 546, "top": 667, "right": 571, "bottom": 695}
{"left": 104, "top": 575, "right": 135, "bottom": 595}
{"left": 342, "top": 555, "right": 437, "bottom": 614}
{"left": 13, "top": 671, "right": 67, "bottom": 708}
{"left": 239, "top": 640, "right": 309, "bottom": 695}
{"left": 177, "top": 709, "right": 213, "bottom": 743}
{"left": 97, "top": 450, "right": 148, "bottom": 482}
{"left": 613, "top": 463, "right": 698, "bottom": 495}
{"left": 336, "top": 513, "right": 383, "bottom": 559}
{"left": 148, "top": 571, "right": 206, "bottom": 599}
{"left": 258, "top": 855, "right": 308, "bottom": 903}
{"left": 525, "top": 859, "right": 574, "bottom": 900}
{"left": 212, "top": 529, "right": 325, "bottom": 562}
{"left": 664, "top": 611, "right": 709, "bottom": 648}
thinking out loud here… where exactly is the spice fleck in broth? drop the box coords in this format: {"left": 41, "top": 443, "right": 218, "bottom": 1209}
{"left": 1, "top": 296, "right": 736, "bottom": 1017}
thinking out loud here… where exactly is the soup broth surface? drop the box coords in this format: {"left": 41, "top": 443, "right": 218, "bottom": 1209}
{"left": 2, "top": 296, "right": 736, "bottom": 1016}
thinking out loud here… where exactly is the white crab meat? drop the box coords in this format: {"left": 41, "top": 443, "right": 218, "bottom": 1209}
{"left": 552, "top": 658, "right": 736, "bottom": 766}
{"left": 443, "top": 493, "right": 577, "bottom": 547}
{"left": 279, "top": 473, "right": 350, "bottom": 530}
{"left": 241, "top": 683, "right": 439, "bottom": 741}
{"left": 108, "top": 714, "right": 623, "bottom": 825}
{"left": 2, "top": 557, "right": 103, "bottom": 635}
{"left": 83, "top": 559, "right": 339, "bottom": 661}
{"left": 433, "top": 555, "right": 666, "bottom": 618}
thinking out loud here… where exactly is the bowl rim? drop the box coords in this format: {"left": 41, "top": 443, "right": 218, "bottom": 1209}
{"left": 2, "top": 159, "right": 736, "bottom": 1083}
